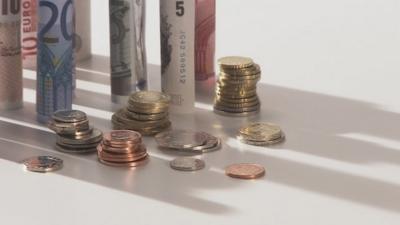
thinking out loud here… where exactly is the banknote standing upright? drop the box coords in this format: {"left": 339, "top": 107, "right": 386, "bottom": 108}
{"left": 0, "top": 0, "right": 23, "bottom": 110}
{"left": 36, "top": 0, "right": 75, "bottom": 123}
{"left": 109, "top": 0, "right": 147, "bottom": 104}
{"left": 160, "top": 0, "right": 195, "bottom": 113}
{"left": 21, "top": 0, "right": 38, "bottom": 69}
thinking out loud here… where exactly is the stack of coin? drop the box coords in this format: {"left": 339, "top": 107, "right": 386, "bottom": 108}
{"left": 214, "top": 56, "right": 261, "bottom": 116}
{"left": 237, "top": 122, "right": 285, "bottom": 146}
{"left": 112, "top": 91, "right": 172, "bottom": 136}
{"left": 97, "top": 130, "right": 149, "bottom": 167}
{"left": 48, "top": 110, "right": 103, "bottom": 153}
{"left": 155, "top": 129, "right": 222, "bottom": 154}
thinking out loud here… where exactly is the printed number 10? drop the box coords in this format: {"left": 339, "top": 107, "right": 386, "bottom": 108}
{"left": 1, "top": 0, "right": 20, "bottom": 15}
{"left": 176, "top": 1, "right": 184, "bottom": 16}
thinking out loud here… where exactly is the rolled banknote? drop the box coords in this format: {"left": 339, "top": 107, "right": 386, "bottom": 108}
{"left": 74, "top": 0, "right": 91, "bottom": 61}
{"left": 195, "top": 0, "right": 215, "bottom": 81}
{"left": 160, "top": 0, "right": 195, "bottom": 113}
{"left": 36, "top": 0, "right": 74, "bottom": 123}
{"left": 21, "top": 0, "right": 38, "bottom": 70}
{"left": 130, "top": 0, "right": 147, "bottom": 90}
{"left": 109, "top": 0, "right": 147, "bottom": 104}
{"left": 0, "top": 0, "right": 23, "bottom": 110}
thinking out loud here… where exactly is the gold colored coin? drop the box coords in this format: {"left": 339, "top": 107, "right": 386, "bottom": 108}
{"left": 239, "top": 122, "right": 283, "bottom": 141}
{"left": 218, "top": 56, "right": 254, "bottom": 69}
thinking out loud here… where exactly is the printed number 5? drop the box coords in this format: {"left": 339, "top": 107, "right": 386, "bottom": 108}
{"left": 176, "top": 1, "right": 184, "bottom": 16}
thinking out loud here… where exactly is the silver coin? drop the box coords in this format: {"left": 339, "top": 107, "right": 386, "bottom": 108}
{"left": 55, "top": 144, "right": 97, "bottom": 154}
{"left": 22, "top": 156, "right": 63, "bottom": 173}
{"left": 125, "top": 109, "right": 169, "bottom": 121}
{"left": 170, "top": 157, "right": 205, "bottom": 171}
{"left": 52, "top": 110, "right": 87, "bottom": 123}
{"left": 200, "top": 138, "right": 222, "bottom": 153}
{"left": 191, "top": 133, "right": 220, "bottom": 151}
{"left": 155, "top": 130, "right": 209, "bottom": 150}
{"left": 213, "top": 108, "right": 260, "bottom": 117}
{"left": 57, "top": 128, "right": 103, "bottom": 145}
{"left": 48, "top": 120, "right": 90, "bottom": 135}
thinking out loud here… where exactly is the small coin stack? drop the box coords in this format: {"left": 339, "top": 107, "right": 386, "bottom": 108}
{"left": 112, "top": 91, "right": 172, "bottom": 136}
{"left": 48, "top": 110, "right": 103, "bottom": 153}
{"left": 155, "top": 129, "right": 221, "bottom": 154}
{"left": 214, "top": 56, "right": 261, "bottom": 116}
{"left": 97, "top": 130, "right": 149, "bottom": 167}
{"left": 237, "top": 122, "right": 285, "bottom": 146}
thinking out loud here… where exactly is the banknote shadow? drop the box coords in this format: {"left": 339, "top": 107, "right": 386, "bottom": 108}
{"left": 3, "top": 61, "right": 400, "bottom": 214}
{"left": 192, "top": 82, "right": 400, "bottom": 212}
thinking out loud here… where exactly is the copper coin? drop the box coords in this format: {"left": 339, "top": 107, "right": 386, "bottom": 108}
{"left": 98, "top": 152, "right": 148, "bottom": 163}
{"left": 103, "top": 130, "right": 142, "bottom": 145}
{"left": 99, "top": 156, "right": 149, "bottom": 167}
{"left": 225, "top": 163, "right": 265, "bottom": 179}
{"left": 100, "top": 142, "right": 145, "bottom": 154}
{"left": 97, "top": 144, "right": 146, "bottom": 156}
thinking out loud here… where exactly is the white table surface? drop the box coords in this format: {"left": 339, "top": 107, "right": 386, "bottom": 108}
{"left": 1, "top": 0, "right": 400, "bottom": 224}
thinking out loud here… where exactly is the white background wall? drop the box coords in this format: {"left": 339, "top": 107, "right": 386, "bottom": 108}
{"left": 91, "top": 0, "right": 400, "bottom": 110}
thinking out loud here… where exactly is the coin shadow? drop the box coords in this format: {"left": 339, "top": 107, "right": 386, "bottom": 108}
{"left": 193, "top": 82, "right": 400, "bottom": 212}
{"left": 0, "top": 103, "right": 239, "bottom": 215}
{"left": 5, "top": 61, "right": 400, "bottom": 214}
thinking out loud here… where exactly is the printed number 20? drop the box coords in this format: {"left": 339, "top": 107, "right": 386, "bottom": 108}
{"left": 39, "top": 0, "right": 73, "bottom": 41}
{"left": 176, "top": 1, "right": 184, "bottom": 16}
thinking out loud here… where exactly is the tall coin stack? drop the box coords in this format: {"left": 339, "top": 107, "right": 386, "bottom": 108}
{"left": 48, "top": 110, "right": 103, "bottom": 153}
{"left": 97, "top": 130, "right": 149, "bottom": 167}
{"left": 112, "top": 91, "right": 172, "bottom": 136}
{"left": 214, "top": 56, "right": 261, "bottom": 116}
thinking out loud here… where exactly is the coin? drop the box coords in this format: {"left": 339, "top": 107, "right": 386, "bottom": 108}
{"left": 52, "top": 110, "right": 87, "bottom": 123}
{"left": 103, "top": 130, "right": 142, "bottom": 144}
{"left": 239, "top": 122, "right": 283, "bottom": 141}
{"left": 213, "top": 108, "right": 260, "bottom": 117}
{"left": 129, "top": 91, "right": 171, "bottom": 107}
{"left": 225, "top": 163, "right": 265, "bottom": 179}
{"left": 220, "top": 64, "right": 261, "bottom": 76}
{"left": 155, "top": 130, "right": 209, "bottom": 150}
{"left": 190, "top": 133, "right": 220, "bottom": 151}
{"left": 218, "top": 56, "right": 254, "bottom": 69}
{"left": 55, "top": 144, "right": 97, "bottom": 154}
{"left": 99, "top": 155, "right": 149, "bottom": 167}
{"left": 238, "top": 133, "right": 286, "bottom": 146}
{"left": 170, "top": 157, "right": 205, "bottom": 171}
{"left": 125, "top": 110, "right": 169, "bottom": 121}
{"left": 22, "top": 156, "right": 63, "bottom": 173}
{"left": 112, "top": 91, "right": 172, "bottom": 135}
{"left": 57, "top": 128, "right": 103, "bottom": 145}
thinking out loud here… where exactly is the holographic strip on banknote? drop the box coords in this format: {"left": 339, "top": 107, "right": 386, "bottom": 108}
{"left": 21, "top": 0, "right": 38, "bottom": 70}
{"left": 36, "top": 0, "right": 74, "bottom": 123}
{"left": 0, "top": 0, "right": 23, "bottom": 110}
{"left": 109, "top": 0, "right": 147, "bottom": 104}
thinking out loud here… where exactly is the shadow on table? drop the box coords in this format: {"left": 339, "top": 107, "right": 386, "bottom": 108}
{"left": 0, "top": 57, "right": 399, "bottom": 214}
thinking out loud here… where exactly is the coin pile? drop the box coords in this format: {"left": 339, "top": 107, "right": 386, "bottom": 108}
{"left": 155, "top": 129, "right": 221, "bottom": 154}
{"left": 48, "top": 110, "right": 103, "bottom": 153}
{"left": 112, "top": 91, "right": 172, "bottom": 136}
{"left": 22, "top": 156, "right": 63, "bottom": 173}
{"left": 97, "top": 130, "right": 149, "bottom": 167}
{"left": 214, "top": 56, "right": 261, "bottom": 116}
{"left": 237, "top": 122, "right": 285, "bottom": 146}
